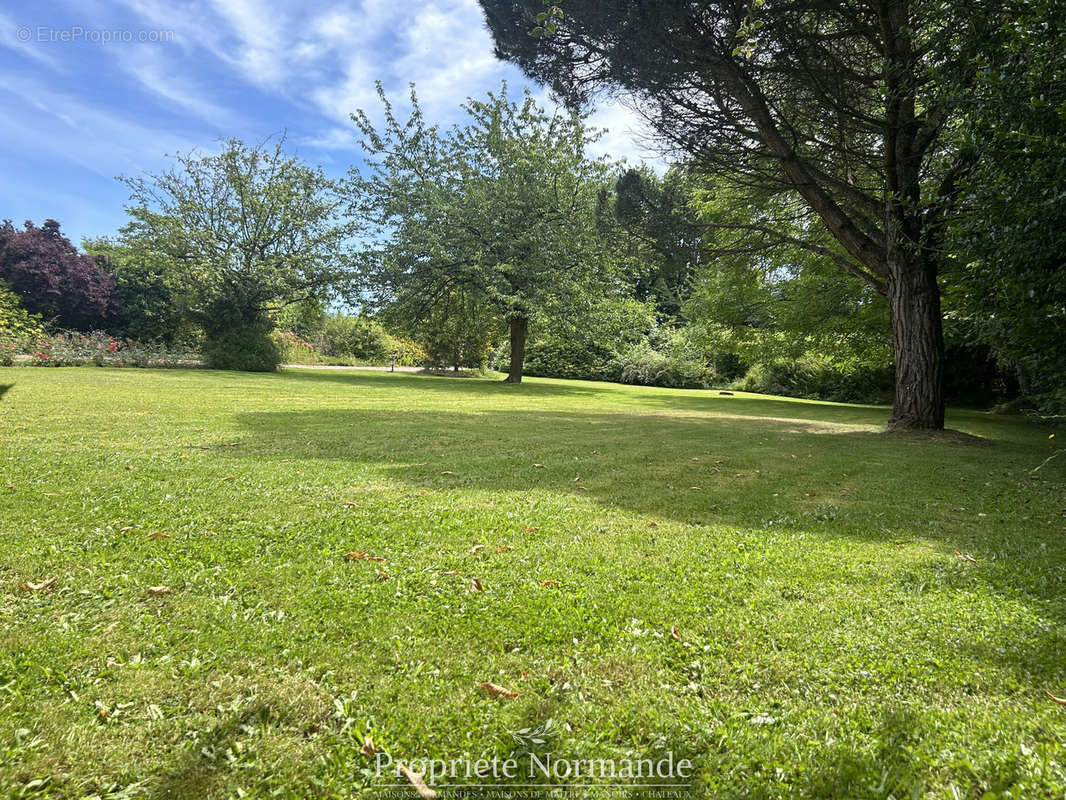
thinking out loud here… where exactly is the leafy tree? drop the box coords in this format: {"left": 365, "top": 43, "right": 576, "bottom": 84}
{"left": 119, "top": 138, "right": 353, "bottom": 371}
{"left": 945, "top": 0, "right": 1066, "bottom": 406}
{"left": 350, "top": 83, "right": 619, "bottom": 383}
{"left": 83, "top": 238, "right": 190, "bottom": 344}
{"left": 0, "top": 219, "right": 117, "bottom": 330}
{"left": 480, "top": 0, "right": 1017, "bottom": 428}
{"left": 610, "top": 167, "right": 704, "bottom": 319}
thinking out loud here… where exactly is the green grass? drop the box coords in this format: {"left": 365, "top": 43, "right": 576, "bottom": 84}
{"left": 1, "top": 367, "right": 1064, "bottom": 799}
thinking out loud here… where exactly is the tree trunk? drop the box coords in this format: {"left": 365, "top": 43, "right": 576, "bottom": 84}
{"left": 888, "top": 255, "right": 945, "bottom": 430}
{"left": 503, "top": 315, "right": 528, "bottom": 383}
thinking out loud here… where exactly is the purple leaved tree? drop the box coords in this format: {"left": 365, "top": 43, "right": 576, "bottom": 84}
{"left": 0, "top": 219, "right": 118, "bottom": 331}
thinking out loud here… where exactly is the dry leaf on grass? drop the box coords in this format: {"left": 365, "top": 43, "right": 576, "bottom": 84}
{"left": 1046, "top": 690, "right": 1066, "bottom": 707}
{"left": 521, "top": 525, "right": 539, "bottom": 532}
{"left": 147, "top": 531, "right": 168, "bottom": 539}
{"left": 367, "top": 556, "right": 386, "bottom": 563}
{"left": 20, "top": 576, "right": 58, "bottom": 593}
{"left": 147, "top": 586, "right": 172, "bottom": 596}
{"left": 533, "top": 463, "right": 546, "bottom": 468}
{"left": 343, "top": 501, "right": 357, "bottom": 508}
{"left": 345, "top": 552, "right": 367, "bottom": 560}
{"left": 102, "top": 621, "right": 118, "bottom": 634}
{"left": 440, "top": 471, "right": 455, "bottom": 475}
{"left": 119, "top": 526, "right": 134, "bottom": 533}
{"left": 360, "top": 736, "right": 379, "bottom": 756}
{"left": 470, "top": 544, "right": 485, "bottom": 554}
{"left": 376, "top": 570, "right": 390, "bottom": 581}
{"left": 648, "top": 522, "right": 658, "bottom": 527}
{"left": 671, "top": 625, "right": 682, "bottom": 642}
{"left": 470, "top": 578, "right": 485, "bottom": 592}
{"left": 954, "top": 551, "right": 978, "bottom": 563}
{"left": 480, "top": 682, "right": 519, "bottom": 699}
{"left": 204, "top": 530, "right": 217, "bottom": 536}
{"left": 541, "top": 579, "right": 560, "bottom": 588}
{"left": 220, "top": 475, "right": 237, "bottom": 482}
{"left": 496, "top": 545, "right": 513, "bottom": 552}
{"left": 399, "top": 763, "right": 437, "bottom": 800}
{"left": 804, "top": 492, "right": 818, "bottom": 497}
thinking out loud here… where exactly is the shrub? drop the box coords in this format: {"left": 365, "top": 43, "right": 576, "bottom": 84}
{"left": 619, "top": 340, "right": 715, "bottom": 389}
{"left": 390, "top": 336, "right": 429, "bottom": 367}
{"left": 202, "top": 320, "right": 279, "bottom": 372}
{"left": 271, "top": 329, "right": 321, "bottom": 365}
{"left": 739, "top": 358, "right": 893, "bottom": 404}
{"left": 0, "top": 281, "right": 46, "bottom": 364}
{"left": 321, "top": 314, "right": 393, "bottom": 363}
{"left": 522, "top": 339, "right": 622, "bottom": 382}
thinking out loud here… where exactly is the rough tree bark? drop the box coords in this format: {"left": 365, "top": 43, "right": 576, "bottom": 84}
{"left": 504, "top": 315, "right": 528, "bottom": 383}
{"left": 887, "top": 255, "right": 945, "bottom": 429}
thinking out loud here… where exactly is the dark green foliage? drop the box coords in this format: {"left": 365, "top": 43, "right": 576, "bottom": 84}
{"left": 200, "top": 294, "right": 279, "bottom": 372}
{"left": 740, "top": 359, "right": 893, "bottom": 405}
{"left": 320, "top": 314, "right": 393, "bottom": 363}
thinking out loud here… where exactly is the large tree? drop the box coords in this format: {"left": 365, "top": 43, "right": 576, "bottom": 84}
{"left": 350, "top": 84, "right": 619, "bottom": 383}
{"left": 120, "top": 138, "right": 353, "bottom": 370}
{"left": 0, "top": 219, "right": 117, "bottom": 331}
{"left": 480, "top": 0, "right": 1012, "bottom": 428}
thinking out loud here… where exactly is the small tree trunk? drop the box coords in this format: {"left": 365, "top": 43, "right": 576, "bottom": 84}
{"left": 504, "top": 315, "right": 528, "bottom": 383}
{"left": 888, "top": 255, "right": 945, "bottom": 430}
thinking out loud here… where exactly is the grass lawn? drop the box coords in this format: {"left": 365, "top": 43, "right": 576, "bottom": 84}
{"left": 1, "top": 367, "right": 1064, "bottom": 799}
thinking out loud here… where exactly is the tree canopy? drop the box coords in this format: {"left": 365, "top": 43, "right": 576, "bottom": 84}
{"left": 479, "top": 0, "right": 1021, "bottom": 428}
{"left": 349, "top": 83, "right": 622, "bottom": 382}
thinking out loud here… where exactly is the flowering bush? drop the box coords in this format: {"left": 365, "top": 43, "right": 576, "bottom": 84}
{"left": 9, "top": 331, "right": 200, "bottom": 368}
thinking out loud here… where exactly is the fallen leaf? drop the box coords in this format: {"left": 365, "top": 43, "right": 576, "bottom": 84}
{"left": 220, "top": 475, "right": 237, "bottom": 482}
{"left": 954, "top": 551, "right": 978, "bottom": 563}
{"left": 1046, "top": 690, "right": 1066, "bottom": 707}
{"left": 480, "top": 682, "right": 519, "bottom": 699}
{"left": 20, "top": 576, "right": 58, "bottom": 593}
{"left": 343, "top": 501, "right": 357, "bottom": 508}
{"left": 648, "top": 522, "right": 658, "bottom": 527}
{"left": 345, "top": 552, "right": 367, "bottom": 560}
{"left": 470, "top": 578, "right": 485, "bottom": 592}
{"left": 102, "top": 621, "right": 118, "bottom": 634}
{"left": 689, "top": 486, "right": 701, "bottom": 490}
{"left": 577, "top": 486, "right": 588, "bottom": 491}
{"left": 691, "top": 457, "right": 700, "bottom": 462}
{"left": 204, "top": 530, "right": 217, "bottom": 536}
{"left": 573, "top": 475, "right": 582, "bottom": 482}
{"left": 671, "top": 625, "right": 682, "bottom": 642}
{"left": 147, "top": 586, "right": 172, "bottom": 596}
{"left": 541, "top": 579, "right": 560, "bottom": 588}
{"left": 442, "top": 569, "right": 460, "bottom": 576}
{"left": 533, "top": 463, "right": 546, "bottom": 468}
{"left": 804, "top": 492, "right": 818, "bottom": 497}
{"left": 147, "top": 531, "right": 168, "bottom": 539}
{"left": 519, "top": 669, "right": 529, "bottom": 679}
{"left": 360, "top": 736, "right": 379, "bottom": 756}
{"left": 496, "top": 545, "right": 514, "bottom": 552}
{"left": 521, "top": 525, "right": 539, "bottom": 532}
{"left": 367, "top": 555, "right": 386, "bottom": 563}
{"left": 399, "top": 763, "right": 437, "bottom": 800}
{"left": 124, "top": 465, "right": 132, "bottom": 471}
{"left": 376, "top": 569, "right": 390, "bottom": 580}
{"left": 470, "top": 544, "right": 485, "bottom": 554}
{"left": 119, "top": 526, "right": 134, "bottom": 533}
{"left": 440, "top": 471, "right": 455, "bottom": 475}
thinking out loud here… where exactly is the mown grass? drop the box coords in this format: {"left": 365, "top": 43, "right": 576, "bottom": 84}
{"left": 0, "top": 367, "right": 1063, "bottom": 799}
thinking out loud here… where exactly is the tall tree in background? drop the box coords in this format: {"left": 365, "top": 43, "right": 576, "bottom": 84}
{"left": 481, "top": 0, "right": 1011, "bottom": 428}
{"left": 119, "top": 138, "right": 352, "bottom": 370}
{"left": 0, "top": 219, "right": 116, "bottom": 331}
{"left": 350, "top": 83, "right": 618, "bottom": 383}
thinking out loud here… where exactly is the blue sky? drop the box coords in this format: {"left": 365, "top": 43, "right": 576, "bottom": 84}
{"left": 1, "top": 0, "right": 660, "bottom": 247}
